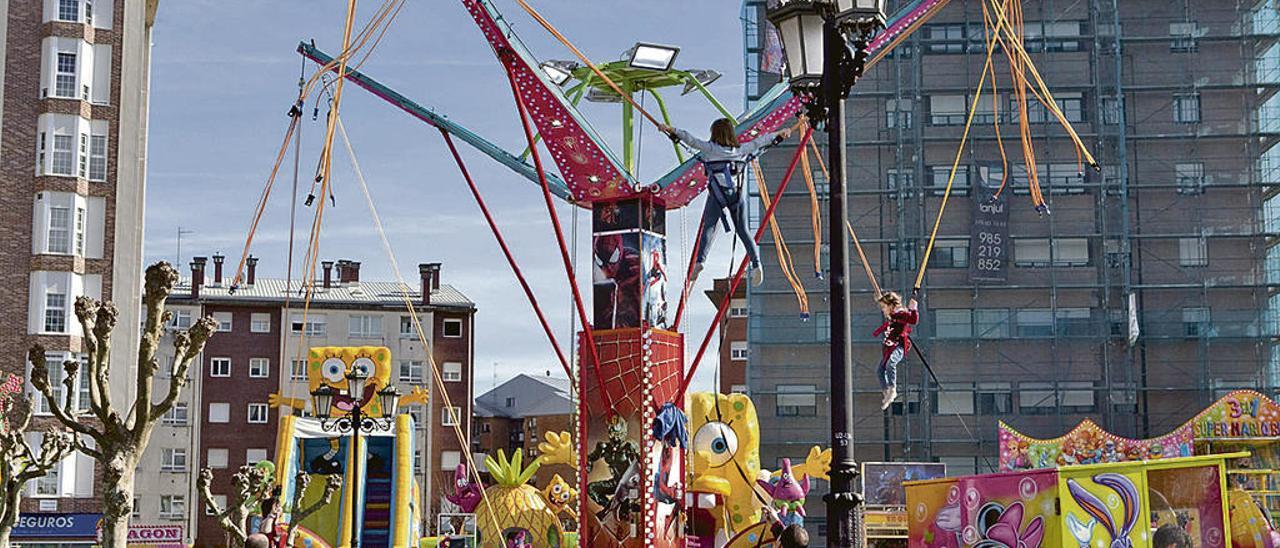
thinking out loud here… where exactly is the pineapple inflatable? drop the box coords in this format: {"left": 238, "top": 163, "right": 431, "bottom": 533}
{"left": 476, "top": 449, "right": 564, "bottom": 547}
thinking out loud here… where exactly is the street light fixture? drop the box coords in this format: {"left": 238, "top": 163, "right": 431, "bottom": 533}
{"left": 681, "top": 69, "right": 723, "bottom": 95}
{"left": 625, "top": 42, "right": 680, "bottom": 71}
{"left": 308, "top": 369, "right": 402, "bottom": 547}
{"left": 539, "top": 60, "right": 579, "bottom": 86}
{"left": 766, "top": 0, "right": 885, "bottom": 546}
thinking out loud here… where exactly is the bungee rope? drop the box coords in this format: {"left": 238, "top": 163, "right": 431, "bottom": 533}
{"left": 800, "top": 145, "right": 824, "bottom": 281}
{"left": 751, "top": 160, "right": 810, "bottom": 318}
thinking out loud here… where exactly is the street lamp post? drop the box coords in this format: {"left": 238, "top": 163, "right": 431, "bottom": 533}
{"left": 311, "top": 371, "right": 401, "bottom": 548}
{"left": 767, "top": 1, "right": 884, "bottom": 545}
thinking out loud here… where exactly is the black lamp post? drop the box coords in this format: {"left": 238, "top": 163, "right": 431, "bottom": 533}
{"left": 767, "top": 0, "right": 884, "bottom": 545}
{"left": 311, "top": 370, "right": 401, "bottom": 548}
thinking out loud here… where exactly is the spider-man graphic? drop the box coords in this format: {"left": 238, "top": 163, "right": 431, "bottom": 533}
{"left": 593, "top": 233, "right": 641, "bottom": 329}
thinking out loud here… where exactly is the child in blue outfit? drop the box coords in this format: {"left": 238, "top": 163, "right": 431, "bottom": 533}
{"left": 659, "top": 116, "right": 807, "bottom": 285}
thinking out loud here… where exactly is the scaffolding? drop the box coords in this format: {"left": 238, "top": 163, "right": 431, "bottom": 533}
{"left": 741, "top": 0, "right": 1280, "bottom": 531}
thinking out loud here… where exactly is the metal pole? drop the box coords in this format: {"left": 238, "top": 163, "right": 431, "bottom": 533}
{"left": 350, "top": 404, "right": 362, "bottom": 548}
{"left": 821, "top": 16, "right": 861, "bottom": 548}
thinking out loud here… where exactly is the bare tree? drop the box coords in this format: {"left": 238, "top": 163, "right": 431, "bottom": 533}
{"left": 0, "top": 392, "right": 74, "bottom": 548}
{"left": 27, "top": 262, "right": 216, "bottom": 547}
{"left": 284, "top": 471, "right": 341, "bottom": 545}
{"left": 197, "top": 465, "right": 273, "bottom": 548}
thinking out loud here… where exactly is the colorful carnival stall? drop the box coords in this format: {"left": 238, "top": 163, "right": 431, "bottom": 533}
{"left": 1000, "top": 390, "right": 1280, "bottom": 529}
{"left": 858, "top": 462, "right": 948, "bottom": 546}
{"left": 905, "top": 453, "right": 1245, "bottom": 547}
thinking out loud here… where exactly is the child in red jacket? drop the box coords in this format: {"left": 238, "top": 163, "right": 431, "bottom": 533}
{"left": 873, "top": 292, "right": 918, "bottom": 410}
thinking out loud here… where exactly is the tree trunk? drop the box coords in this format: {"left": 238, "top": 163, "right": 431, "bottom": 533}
{"left": 0, "top": 528, "right": 12, "bottom": 548}
{"left": 100, "top": 457, "right": 137, "bottom": 548}
{"left": 0, "top": 482, "right": 22, "bottom": 548}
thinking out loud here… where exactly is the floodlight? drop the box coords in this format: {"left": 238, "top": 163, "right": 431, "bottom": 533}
{"left": 539, "top": 60, "right": 579, "bottom": 86}
{"left": 681, "top": 69, "right": 723, "bottom": 95}
{"left": 626, "top": 42, "right": 680, "bottom": 71}
{"left": 586, "top": 87, "right": 623, "bottom": 103}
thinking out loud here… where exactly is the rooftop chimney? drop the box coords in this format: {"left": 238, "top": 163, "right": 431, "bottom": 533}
{"left": 322, "top": 261, "right": 334, "bottom": 289}
{"left": 190, "top": 257, "right": 208, "bottom": 299}
{"left": 246, "top": 256, "right": 259, "bottom": 286}
{"left": 419, "top": 263, "right": 441, "bottom": 306}
{"left": 348, "top": 261, "right": 361, "bottom": 283}
{"left": 334, "top": 260, "right": 347, "bottom": 285}
{"left": 212, "top": 253, "right": 224, "bottom": 286}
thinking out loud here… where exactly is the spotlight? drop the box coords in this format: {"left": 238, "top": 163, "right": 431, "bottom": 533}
{"left": 625, "top": 42, "right": 680, "bottom": 71}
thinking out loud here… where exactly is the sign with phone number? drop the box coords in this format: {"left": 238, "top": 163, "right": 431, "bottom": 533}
{"left": 970, "top": 164, "right": 1009, "bottom": 283}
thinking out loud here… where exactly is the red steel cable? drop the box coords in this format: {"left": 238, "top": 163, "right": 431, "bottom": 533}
{"left": 438, "top": 128, "right": 575, "bottom": 381}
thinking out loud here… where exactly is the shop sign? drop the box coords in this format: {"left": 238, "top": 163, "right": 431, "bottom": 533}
{"left": 13, "top": 513, "right": 102, "bottom": 539}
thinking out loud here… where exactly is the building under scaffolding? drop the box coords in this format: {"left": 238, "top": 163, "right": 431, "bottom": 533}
{"left": 741, "top": 0, "right": 1280, "bottom": 538}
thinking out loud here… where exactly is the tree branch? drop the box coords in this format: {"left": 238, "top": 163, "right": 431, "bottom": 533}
{"left": 198, "top": 468, "right": 248, "bottom": 543}
{"left": 75, "top": 297, "right": 119, "bottom": 427}
{"left": 15, "top": 430, "right": 73, "bottom": 483}
{"left": 286, "top": 473, "right": 341, "bottom": 544}
{"left": 132, "top": 263, "right": 177, "bottom": 435}
{"left": 150, "top": 315, "right": 216, "bottom": 423}
{"left": 26, "top": 346, "right": 99, "bottom": 440}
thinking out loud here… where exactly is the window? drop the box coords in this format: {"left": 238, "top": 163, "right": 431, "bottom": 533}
{"left": 169, "top": 309, "right": 192, "bottom": 329}
{"left": 209, "top": 357, "right": 231, "bottom": 378}
{"left": 1170, "top": 22, "right": 1198, "bottom": 52}
{"left": 58, "top": 0, "right": 79, "bottom": 21}
{"left": 35, "top": 462, "right": 60, "bottom": 496}
{"left": 729, "top": 298, "right": 748, "bottom": 318}
{"left": 730, "top": 341, "right": 749, "bottom": 361}
{"left": 929, "top": 95, "right": 967, "bottom": 126}
{"left": 47, "top": 206, "right": 71, "bottom": 254}
{"left": 441, "top": 450, "right": 462, "bottom": 471}
{"left": 1179, "top": 237, "right": 1208, "bottom": 267}
{"left": 248, "top": 358, "right": 269, "bottom": 379}
{"left": 290, "top": 359, "right": 308, "bottom": 381}
{"left": 970, "top": 93, "right": 1000, "bottom": 124}
{"left": 73, "top": 207, "right": 85, "bottom": 255}
{"left": 975, "top": 382, "right": 1012, "bottom": 414}
{"left": 1019, "top": 382, "right": 1056, "bottom": 414}
{"left": 1056, "top": 308, "right": 1092, "bottom": 337}
{"left": 162, "top": 402, "right": 189, "bottom": 426}
{"left": 348, "top": 315, "right": 382, "bottom": 337}
{"left": 1176, "top": 162, "right": 1205, "bottom": 194}
{"left": 974, "top": 309, "right": 1010, "bottom": 339}
{"left": 1015, "top": 239, "right": 1050, "bottom": 266}
{"left": 213, "top": 312, "right": 233, "bottom": 332}
{"left": 290, "top": 313, "right": 326, "bottom": 336}
{"left": 161, "top": 448, "right": 187, "bottom": 472}
{"left": 1016, "top": 309, "right": 1053, "bottom": 337}
{"left": 505, "top": 397, "right": 516, "bottom": 408}
{"left": 133, "top": 496, "right": 141, "bottom": 518}
{"left": 886, "top": 98, "right": 913, "bottom": 129}
{"left": 1102, "top": 96, "right": 1122, "bottom": 125}
{"left": 205, "top": 495, "right": 226, "bottom": 516}
{"left": 888, "top": 241, "right": 918, "bottom": 271}
{"left": 78, "top": 134, "right": 87, "bottom": 178}
{"left": 934, "top": 309, "right": 972, "bottom": 339}
{"left": 776, "top": 385, "right": 818, "bottom": 416}
{"left": 1054, "top": 239, "right": 1090, "bottom": 266}
{"left": 88, "top": 135, "right": 106, "bottom": 181}
{"left": 925, "top": 24, "right": 965, "bottom": 53}
{"left": 246, "top": 449, "right": 268, "bottom": 464}
{"left": 442, "top": 406, "right": 461, "bottom": 426}
{"left": 51, "top": 133, "right": 74, "bottom": 176}
{"left": 933, "top": 385, "right": 974, "bottom": 415}
{"left": 399, "top": 360, "right": 424, "bottom": 383}
{"left": 443, "top": 318, "right": 463, "bottom": 338}
{"left": 32, "top": 352, "right": 65, "bottom": 415}
{"left": 1014, "top": 92, "right": 1084, "bottom": 124}
{"left": 408, "top": 407, "right": 425, "bottom": 429}
{"left": 442, "top": 361, "right": 463, "bottom": 382}
{"left": 1183, "top": 307, "right": 1211, "bottom": 337}
{"left": 413, "top": 451, "right": 423, "bottom": 474}
{"left": 44, "top": 292, "right": 67, "bottom": 333}
{"left": 250, "top": 313, "right": 271, "bottom": 333}
{"left": 932, "top": 240, "right": 969, "bottom": 268}
{"left": 887, "top": 168, "right": 915, "bottom": 197}
{"left": 400, "top": 315, "right": 419, "bottom": 339}
{"left": 247, "top": 403, "right": 269, "bottom": 424}
{"left": 730, "top": 384, "right": 749, "bottom": 394}
{"left": 928, "top": 165, "right": 968, "bottom": 196}
{"left": 159, "top": 495, "right": 185, "bottom": 519}
{"left": 208, "top": 402, "right": 230, "bottom": 424}
{"left": 75, "top": 366, "right": 89, "bottom": 412}
{"left": 54, "top": 53, "right": 76, "bottom": 98}
{"left": 1174, "top": 93, "right": 1201, "bottom": 123}
{"left": 1016, "top": 238, "right": 1088, "bottom": 267}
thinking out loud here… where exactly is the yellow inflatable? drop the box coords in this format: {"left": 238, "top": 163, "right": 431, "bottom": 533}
{"left": 1230, "top": 488, "right": 1280, "bottom": 548}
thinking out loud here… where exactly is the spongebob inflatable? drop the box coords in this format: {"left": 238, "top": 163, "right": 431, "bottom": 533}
{"left": 270, "top": 347, "right": 423, "bottom": 547}
{"left": 687, "top": 392, "right": 830, "bottom": 547}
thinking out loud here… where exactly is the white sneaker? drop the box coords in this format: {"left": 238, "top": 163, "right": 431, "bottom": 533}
{"left": 751, "top": 265, "right": 764, "bottom": 286}
{"left": 880, "top": 387, "right": 897, "bottom": 410}
{"left": 690, "top": 263, "right": 704, "bottom": 284}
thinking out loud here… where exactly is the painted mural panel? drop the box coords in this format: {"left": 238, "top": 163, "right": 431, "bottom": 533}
{"left": 907, "top": 470, "right": 1058, "bottom": 547}
{"left": 1059, "top": 470, "right": 1149, "bottom": 548}
{"left": 1146, "top": 465, "right": 1227, "bottom": 547}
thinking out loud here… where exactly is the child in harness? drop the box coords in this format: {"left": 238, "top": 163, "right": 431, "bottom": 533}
{"left": 873, "top": 291, "right": 919, "bottom": 410}
{"left": 659, "top": 115, "right": 808, "bottom": 286}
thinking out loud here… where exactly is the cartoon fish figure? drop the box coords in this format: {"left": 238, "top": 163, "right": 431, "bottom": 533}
{"left": 756, "top": 457, "right": 810, "bottom": 526}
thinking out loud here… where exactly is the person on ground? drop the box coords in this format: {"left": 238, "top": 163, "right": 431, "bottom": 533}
{"left": 873, "top": 291, "right": 919, "bottom": 410}
{"left": 658, "top": 115, "right": 808, "bottom": 287}
{"left": 1153, "top": 523, "right": 1193, "bottom": 548}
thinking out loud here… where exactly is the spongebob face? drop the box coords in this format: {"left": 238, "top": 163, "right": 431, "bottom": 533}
{"left": 688, "top": 392, "right": 762, "bottom": 530}
{"left": 307, "top": 346, "right": 393, "bottom": 418}
{"left": 543, "top": 474, "right": 577, "bottom": 511}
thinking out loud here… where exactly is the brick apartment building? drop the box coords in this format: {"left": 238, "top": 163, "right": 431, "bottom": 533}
{"left": 143, "top": 255, "right": 476, "bottom": 544}
{"left": 472, "top": 373, "right": 575, "bottom": 491}
{"left": 1, "top": 0, "right": 158, "bottom": 544}
{"left": 705, "top": 277, "right": 749, "bottom": 393}
{"left": 742, "top": 0, "right": 1280, "bottom": 541}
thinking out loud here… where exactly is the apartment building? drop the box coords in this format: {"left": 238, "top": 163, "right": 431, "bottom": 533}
{"left": 1, "top": 0, "right": 157, "bottom": 542}
{"left": 139, "top": 255, "right": 476, "bottom": 545}
{"left": 705, "top": 277, "right": 749, "bottom": 393}
{"left": 742, "top": 0, "right": 1280, "bottom": 541}
{"left": 472, "top": 373, "right": 575, "bottom": 491}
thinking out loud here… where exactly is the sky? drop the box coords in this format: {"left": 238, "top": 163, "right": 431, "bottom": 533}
{"left": 144, "top": 1, "right": 751, "bottom": 394}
